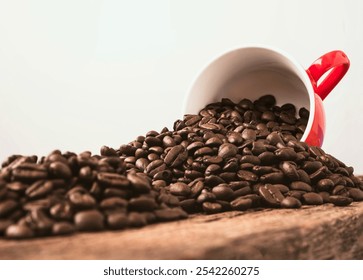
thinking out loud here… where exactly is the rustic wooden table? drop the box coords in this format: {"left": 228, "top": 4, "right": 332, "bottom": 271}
{"left": 1, "top": 202, "right": 362, "bottom": 260}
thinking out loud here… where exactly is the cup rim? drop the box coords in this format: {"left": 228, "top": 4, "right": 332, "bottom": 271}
{"left": 182, "top": 44, "right": 316, "bottom": 143}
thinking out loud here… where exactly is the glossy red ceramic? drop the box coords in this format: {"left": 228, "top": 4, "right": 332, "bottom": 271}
{"left": 305, "top": 51, "right": 350, "bottom": 146}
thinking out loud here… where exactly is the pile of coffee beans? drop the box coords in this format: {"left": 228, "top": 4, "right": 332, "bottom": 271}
{"left": 1, "top": 95, "right": 362, "bottom": 239}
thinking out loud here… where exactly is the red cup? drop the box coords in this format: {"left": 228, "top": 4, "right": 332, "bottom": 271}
{"left": 183, "top": 46, "right": 350, "bottom": 147}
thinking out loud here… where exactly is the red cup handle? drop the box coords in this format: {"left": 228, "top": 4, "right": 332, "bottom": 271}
{"left": 306, "top": 50, "right": 350, "bottom": 100}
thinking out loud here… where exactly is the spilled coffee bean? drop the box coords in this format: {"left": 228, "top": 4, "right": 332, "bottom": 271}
{"left": 0, "top": 95, "right": 362, "bottom": 239}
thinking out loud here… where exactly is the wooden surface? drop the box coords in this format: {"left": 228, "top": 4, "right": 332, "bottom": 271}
{"left": 0, "top": 202, "right": 363, "bottom": 260}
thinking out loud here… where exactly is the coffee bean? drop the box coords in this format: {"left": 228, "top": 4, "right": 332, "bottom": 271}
{"left": 218, "top": 143, "right": 238, "bottom": 159}
{"left": 275, "top": 148, "right": 297, "bottom": 161}
{"left": 105, "top": 213, "right": 128, "bottom": 229}
{"left": 229, "top": 196, "right": 252, "bottom": 210}
{"left": 169, "top": 182, "right": 191, "bottom": 196}
{"left": 290, "top": 181, "right": 313, "bottom": 192}
{"left": 302, "top": 192, "right": 323, "bottom": 205}
{"left": 0, "top": 219, "right": 12, "bottom": 235}
{"left": 280, "top": 161, "right": 299, "bottom": 181}
{"left": 258, "top": 184, "right": 284, "bottom": 207}
{"left": 332, "top": 185, "right": 349, "bottom": 196}
{"left": 258, "top": 151, "right": 277, "bottom": 165}
{"left": 281, "top": 197, "right": 302, "bottom": 208}
{"left": 49, "top": 161, "right": 72, "bottom": 179}
{"left": 260, "top": 172, "right": 285, "bottom": 184}
{"left": 202, "top": 202, "right": 222, "bottom": 214}
{"left": 180, "top": 199, "right": 200, "bottom": 213}
{"left": 24, "top": 209, "right": 54, "bottom": 235}
{"left": 240, "top": 155, "right": 261, "bottom": 165}
{"left": 145, "top": 160, "right": 167, "bottom": 177}
{"left": 0, "top": 199, "right": 18, "bottom": 218}
{"left": 329, "top": 195, "right": 353, "bottom": 206}
{"left": 69, "top": 192, "right": 96, "bottom": 209}
{"left": 237, "top": 170, "right": 258, "bottom": 182}
{"left": 348, "top": 188, "right": 363, "bottom": 201}
{"left": 97, "top": 172, "right": 129, "bottom": 188}
{"left": 127, "top": 173, "right": 151, "bottom": 193}
{"left": 316, "top": 178, "right": 334, "bottom": 191}
{"left": 50, "top": 202, "right": 73, "bottom": 220}
{"left": 164, "top": 145, "right": 187, "bottom": 167}
{"left": 129, "top": 196, "right": 158, "bottom": 211}
{"left": 52, "top": 222, "right": 76, "bottom": 235}
{"left": 154, "top": 208, "right": 187, "bottom": 221}
{"left": 12, "top": 163, "right": 48, "bottom": 182}
{"left": 319, "top": 191, "right": 331, "bottom": 203}
{"left": 212, "top": 185, "right": 234, "bottom": 201}
{"left": 74, "top": 210, "right": 104, "bottom": 231}
{"left": 5, "top": 224, "right": 34, "bottom": 239}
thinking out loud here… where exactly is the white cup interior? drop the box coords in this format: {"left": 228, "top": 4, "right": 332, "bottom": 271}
{"left": 183, "top": 46, "right": 315, "bottom": 141}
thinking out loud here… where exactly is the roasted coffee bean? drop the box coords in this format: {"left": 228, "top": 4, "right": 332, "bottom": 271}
{"left": 100, "top": 197, "right": 128, "bottom": 210}
{"left": 106, "top": 213, "right": 128, "bottom": 229}
{"left": 0, "top": 199, "right": 18, "bottom": 218}
{"left": 260, "top": 172, "right": 284, "bottom": 184}
{"left": 24, "top": 209, "right": 54, "bottom": 235}
{"left": 164, "top": 145, "right": 187, "bottom": 167}
{"left": 202, "top": 202, "right": 222, "bottom": 214}
{"left": 319, "top": 192, "right": 331, "bottom": 203}
{"left": 329, "top": 195, "right": 353, "bottom": 206}
{"left": 212, "top": 185, "right": 234, "bottom": 201}
{"left": 50, "top": 202, "right": 73, "bottom": 220}
{"left": 5, "top": 224, "right": 34, "bottom": 239}
{"left": 154, "top": 208, "right": 187, "bottom": 221}
{"left": 219, "top": 172, "right": 236, "bottom": 182}
{"left": 74, "top": 210, "right": 104, "bottom": 231}
{"left": 52, "top": 222, "right": 76, "bottom": 235}
{"left": 273, "top": 184, "right": 289, "bottom": 194}
{"left": 301, "top": 161, "right": 323, "bottom": 174}
{"left": 266, "top": 132, "right": 284, "bottom": 146}
{"left": 169, "top": 182, "right": 191, "bottom": 196}
{"left": 129, "top": 196, "right": 158, "bottom": 211}
{"left": 205, "top": 164, "right": 221, "bottom": 176}
{"left": 297, "top": 169, "right": 311, "bottom": 184}
{"left": 12, "top": 163, "right": 48, "bottom": 182}
{"left": 281, "top": 196, "right": 302, "bottom": 208}
{"left": 252, "top": 166, "right": 279, "bottom": 175}
{"left": 230, "top": 197, "right": 252, "bottom": 211}
{"left": 237, "top": 170, "right": 258, "bottom": 182}
{"left": 69, "top": 192, "right": 96, "bottom": 209}
{"left": 49, "top": 161, "right": 72, "bottom": 179}
{"left": 205, "top": 175, "right": 225, "bottom": 186}
{"left": 258, "top": 184, "right": 284, "bottom": 207}
{"left": 218, "top": 143, "right": 238, "bottom": 159}
{"left": 6, "top": 182, "right": 28, "bottom": 193}
{"left": 348, "top": 188, "right": 363, "bottom": 201}
{"left": 290, "top": 181, "right": 313, "bottom": 192}
{"left": 275, "top": 148, "right": 297, "bottom": 161}
{"left": 127, "top": 173, "right": 151, "bottom": 193}
{"left": 287, "top": 190, "right": 305, "bottom": 200}
{"left": 233, "top": 185, "right": 252, "bottom": 197}
{"left": 0, "top": 219, "right": 12, "bottom": 235}
{"left": 302, "top": 192, "right": 323, "bottom": 205}
{"left": 145, "top": 160, "right": 167, "bottom": 177}
{"left": 97, "top": 172, "right": 129, "bottom": 188}
{"left": 316, "top": 178, "right": 334, "bottom": 191}
{"left": 258, "top": 151, "right": 277, "bottom": 165}
{"left": 180, "top": 199, "right": 200, "bottom": 213}
{"left": 194, "top": 147, "right": 214, "bottom": 157}
{"left": 240, "top": 155, "right": 261, "bottom": 165}
{"left": 280, "top": 161, "right": 299, "bottom": 181}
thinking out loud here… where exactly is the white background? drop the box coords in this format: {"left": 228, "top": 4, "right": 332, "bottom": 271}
{"left": 0, "top": 0, "right": 362, "bottom": 173}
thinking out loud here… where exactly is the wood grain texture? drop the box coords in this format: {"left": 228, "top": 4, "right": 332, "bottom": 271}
{"left": 0, "top": 202, "right": 362, "bottom": 260}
